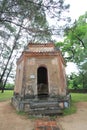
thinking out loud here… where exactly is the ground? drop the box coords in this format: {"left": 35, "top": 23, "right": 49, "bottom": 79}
{"left": 0, "top": 101, "right": 34, "bottom": 130}
{"left": 0, "top": 101, "right": 87, "bottom": 130}
{"left": 58, "top": 102, "right": 87, "bottom": 130}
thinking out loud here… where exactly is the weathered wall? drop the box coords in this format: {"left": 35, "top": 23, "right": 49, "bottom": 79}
{"left": 14, "top": 60, "right": 24, "bottom": 95}
{"left": 57, "top": 56, "right": 67, "bottom": 95}
{"left": 22, "top": 54, "right": 66, "bottom": 96}
{"left": 14, "top": 43, "right": 67, "bottom": 97}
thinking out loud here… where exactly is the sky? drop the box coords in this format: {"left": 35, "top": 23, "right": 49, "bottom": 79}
{"left": 65, "top": 0, "right": 87, "bottom": 20}
{"left": 50, "top": 0, "right": 87, "bottom": 41}
{"left": 65, "top": 0, "right": 87, "bottom": 75}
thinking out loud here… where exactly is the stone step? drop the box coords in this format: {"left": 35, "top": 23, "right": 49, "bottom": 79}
{"left": 30, "top": 106, "right": 60, "bottom": 111}
{"left": 28, "top": 99, "right": 62, "bottom": 115}
{"left": 30, "top": 101, "right": 59, "bottom": 109}
{"left": 29, "top": 108, "right": 62, "bottom": 115}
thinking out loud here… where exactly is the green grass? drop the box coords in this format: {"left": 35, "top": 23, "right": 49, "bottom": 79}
{"left": 16, "top": 111, "right": 27, "bottom": 116}
{"left": 63, "top": 93, "right": 87, "bottom": 116}
{"left": 0, "top": 90, "right": 13, "bottom": 101}
{"left": 63, "top": 102, "right": 77, "bottom": 116}
{"left": 71, "top": 93, "right": 87, "bottom": 102}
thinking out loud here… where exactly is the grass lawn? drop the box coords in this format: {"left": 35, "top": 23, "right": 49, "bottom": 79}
{"left": 0, "top": 90, "right": 13, "bottom": 102}
{"left": 71, "top": 93, "right": 87, "bottom": 102}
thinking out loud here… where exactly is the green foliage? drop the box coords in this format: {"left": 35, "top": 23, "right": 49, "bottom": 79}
{"left": 68, "top": 74, "right": 83, "bottom": 89}
{"left": 56, "top": 12, "right": 87, "bottom": 90}
{"left": 67, "top": 72, "right": 87, "bottom": 89}
{"left": 56, "top": 12, "right": 87, "bottom": 63}
{"left": 5, "top": 83, "right": 14, "bottom": 90}
{"left": 65, "top": 12, "right": 87, "bottom": 63}
{"left": 0, "top": 90, "right": 13, "bottom": 101}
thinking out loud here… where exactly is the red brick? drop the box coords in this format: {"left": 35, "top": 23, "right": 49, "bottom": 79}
{"left": 35, "top": 120, "right": 59, "bottom": 130}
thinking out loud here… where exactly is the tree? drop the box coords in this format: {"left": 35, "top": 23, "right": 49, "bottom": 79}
{"left": 65, "top": 12, "right": 87, "bottom": 62}
{"left": 0, "top": 0, "right": 70, "bottom": 92}
{"left": 56, "top": 12, "right": 87, "bottom": 89}
{"left": 68, "top": 73, "right": 83, "bottom": 90}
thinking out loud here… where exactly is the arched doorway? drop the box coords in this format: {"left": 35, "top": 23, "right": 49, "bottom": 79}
{"left": 37, "top": 66, "right": 49, "bottom": 97}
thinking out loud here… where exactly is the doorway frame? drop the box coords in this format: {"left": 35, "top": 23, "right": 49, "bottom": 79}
{"left": 37, "top": 65, "right": 49, "bottom": 97}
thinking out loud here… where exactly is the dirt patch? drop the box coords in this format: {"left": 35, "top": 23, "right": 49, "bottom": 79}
{"left": 58, "top": 102, "right": 87, "bottom": 130}
{"left": 0, "top": 101, "right": 34, "bottom": 130}
{"left": 0, "top": 101, "right": 87, "bottom": 130}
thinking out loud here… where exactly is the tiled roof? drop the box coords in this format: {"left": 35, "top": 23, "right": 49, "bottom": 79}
{"left": 26, "top": 42, "right": 55, "bottom": 52}
{"left": 17, "top": 43, "right": 65, "bottom": 65}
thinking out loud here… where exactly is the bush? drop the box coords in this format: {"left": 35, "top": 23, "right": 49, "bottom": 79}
{"left": 5, "top": 83, "right": 14, "bottom": 90}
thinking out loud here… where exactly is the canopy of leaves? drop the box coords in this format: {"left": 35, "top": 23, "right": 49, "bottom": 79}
{"left": 0, "top": 0, "right": 70, "bottom": 92}
{"left": 56, "top": 12, "right": 87, "bottom": 63}
{"left": 56, "top": 12, "right": 87, "bottom": 89}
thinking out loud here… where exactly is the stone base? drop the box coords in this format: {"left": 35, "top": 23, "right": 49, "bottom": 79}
{"left": 11, "top": 94, "right": 71, "bottom": 115}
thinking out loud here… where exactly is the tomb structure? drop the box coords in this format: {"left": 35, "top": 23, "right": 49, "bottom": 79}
{"left": 12, "top": 43, "right": 70, "bottom": 115}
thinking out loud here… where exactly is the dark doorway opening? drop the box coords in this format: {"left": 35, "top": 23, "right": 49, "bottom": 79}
{"left": 37, "top": 66, "right": 49, "bottom": 98}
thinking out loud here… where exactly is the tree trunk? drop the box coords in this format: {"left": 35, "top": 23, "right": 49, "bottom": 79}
{"left": 1, "top": 87, "right": 4, "bottom": 93}
{"left": 0, "top": 28, "right": 21, "bottom": 81}
{"left": 0, "top": 79, "right": 4, "bottom": 93}
{"left": 3, "top": 54, "right": 16, "bottom": 90}
{"left": 0, "top": 18, "right": 24, "bottom": 93}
